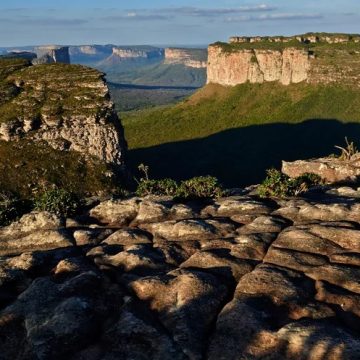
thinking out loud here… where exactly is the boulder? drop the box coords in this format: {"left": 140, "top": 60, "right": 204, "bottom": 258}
{"left": 282, "top": 157, "right": 360, "bottom": 184}
{"left": 0, "top": 212, "right": 73, "bottom": 256}
{"left": 130, "top": 269, "right": 228, "bottom": 360}
{"left": 89, "top": 198, "right": 140, "bottom": 226}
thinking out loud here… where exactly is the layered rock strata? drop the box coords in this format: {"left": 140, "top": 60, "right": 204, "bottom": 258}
{"left": 1, "top": 187, "right": 360, "bottom": 359}
{"left": 209, "top": 33, "right": 360, "bottom": 87}
{"left": 165, "top": 48, "right": 207, "bottom": 68}
{"left": 207, "top": 46, "right": 310, "bottom": 85}
{"left": 112, "top": 47, "right": 164, "bottom": 60}
{"left": 33, "top": 46, "right": 70, "bottom": 64}
{"left": 0, "top": 60, "right": 126, "bottom": 166}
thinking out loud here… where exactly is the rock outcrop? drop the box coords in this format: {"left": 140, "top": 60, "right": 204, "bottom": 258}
{"left": 112, "top": 47, "right": 164, "bottom": 60}
{"left": 69, "top": 45, "right": 113, "bottom": 64}
{"left": 207, "top": 46, "right": 310, "bottom": 86}
{"left": 208, "top": 32, "right": 360, "bottom": 87}
{"left": 283, "top": 154, "right": 360, "bottom": 184}
{"left": 164, "top": 48, "right": 207, "bottom": 68}
{"left": 229, "top": 33, "right": 360, "bottom": 45}
{"left": 0, "top": 59, "right": 126, "bottom": 166}
{"left": 33, "top": 46, "right": 70, "bottom": 64}
{"left": 1, "top": 187, "right": 360, "bottom": 359}
{"left": 98, "top": 46, "right": 164, "bottom": 69}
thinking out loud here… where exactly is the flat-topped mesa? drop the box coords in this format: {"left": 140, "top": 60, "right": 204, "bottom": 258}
{"left": 112, "top": 47, "right": 164, "bottom": 60}
{"left": 0, "top": 60, "right": 126, "bottom": 167}
{"left": 229, "top": 33, "right": 360, "bottom": 44}
{"left": 33, "top": 45, "right": 70, "bottom": 64}
{"left": 164, "top": 48, "right": 207, "bottom": 68}
{"left": 207, "top": 46, "right": 310, "bottom": 86}
{"left": 208, "top": 33, "right": 360, "bottom": 87}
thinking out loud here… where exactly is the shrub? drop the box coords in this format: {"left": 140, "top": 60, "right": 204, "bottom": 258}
{"left": 135, "top": 164, "right": 224, "bottom": 199}
{"left": 34, "top": 188, "right": 83, "bottom": 217}
{"left": 0, "top": 192, "right": 30, "bottom": 226}
{"left": 175, "top": 176, "right": 224, "bottom": 200}
{"left": 292, "top": 173, "right": 323, "bottom": 195}
{"left": 335, "top": 137, "right": 358, "bottom": 161}
{"left": 136, "top": 178, "right": 178, "bottom": 197}
{"left": 258, "top": 169, "right": 322, "bottom": 198}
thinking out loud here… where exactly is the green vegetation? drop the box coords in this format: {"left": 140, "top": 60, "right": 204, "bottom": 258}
{"left": 213, "top": 33, "right": 360, "bottom": 54}
{"left": 257, "top": 169, "right": 322, "bottom": 198}
{"left": 123, "top": 83, "right": 360, "bottom": 150}
{"left": 0, "top": 60, "right": 107, "bottom": 124}
{"left": 0, "top": 58, "right": 29, "bottom": 81}
{"left": 0, "top": 140, "right": 116, "bottom": 198}
{"left": 136, "top": 178, "right": 178, "bottom": 197}
{"left": 175, "top": 176, "right": 224, "bottom": 200}
{"left": 213, "top": 40, "right": 305, "bottom": 53}
{"left": 136, "top": 163, "right": 178, "bottom": 196}
{"left": 123, "top": 82, "right": 360, "bottom": 187}
{"left": 34, "top": 188, "right": 83, "bottom": 217}
{"left": 135, "top": 164, "right": 224, "bottom": 199}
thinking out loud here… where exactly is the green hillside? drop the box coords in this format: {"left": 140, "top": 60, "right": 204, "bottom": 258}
{"left": 122, "top": 83, "right": 360, "bottom": 187}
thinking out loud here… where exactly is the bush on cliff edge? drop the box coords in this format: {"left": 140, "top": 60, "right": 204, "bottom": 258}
{"left": 258, "top": 169, "right": 322, "bottom": 198}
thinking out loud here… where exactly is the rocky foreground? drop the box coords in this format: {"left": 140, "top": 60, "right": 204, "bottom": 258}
{"left": 1, "top": 187, "right": 360, "bottom": 359}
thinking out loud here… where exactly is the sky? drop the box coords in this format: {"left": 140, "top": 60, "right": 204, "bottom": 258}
{"left": 1, "top": 0, "right": 360, "bottom": 47}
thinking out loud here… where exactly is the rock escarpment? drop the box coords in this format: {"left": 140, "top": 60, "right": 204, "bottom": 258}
{"left": 33, "top": 46, "right": 70, "bottom": 64}
{"left": 230, "top": 33, "right": 360, "bottom": 44}
{"left": 208, "top": 33, "right": 360, "bottom": 87}
{"left": 69, "top": 45, "right": 113, "bottom": 64}
{"left": 207, "top": 46, "right": 310, "bottom": 86}
{"left": 0, "top": 59, "right": 126, "bottom": 166}
{"left": 112, "top": 47, "right": 164, "bottom": 60}
{"left": 1, "top": 187, "right": 360, "bottom": 359}
{"left": 165, "top": 48, "right": 207, "bottom": 68}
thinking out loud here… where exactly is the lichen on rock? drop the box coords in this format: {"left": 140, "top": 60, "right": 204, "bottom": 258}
{"left": 0, "top": 60, "right": 126, "bottom": 167}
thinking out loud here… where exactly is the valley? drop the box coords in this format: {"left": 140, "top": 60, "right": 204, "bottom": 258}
{"left": 2, "top": 31, "right": 360, "bottom": 360}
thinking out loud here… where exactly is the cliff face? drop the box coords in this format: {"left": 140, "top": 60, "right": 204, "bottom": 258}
{"left": 164, "top": 48, "right": 207, "bottom": 68}
{"left": 0, "top": 60, "right": 126, "bottom": 166}
{"left": 208, "top": 33, "right": 360, "bottom": 87}
{"left": 112, "top": 47, "right": 164, "bottom": 60}
{"left": 207, "top": 46, "right": 310, "bottom": 86}
{"left": 33, "top": 46, "right": 70, "bottom": 64}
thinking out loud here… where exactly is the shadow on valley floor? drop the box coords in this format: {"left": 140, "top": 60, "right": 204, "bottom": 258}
{"left": 127, "top": 119, "right": 360, "bottom": 188}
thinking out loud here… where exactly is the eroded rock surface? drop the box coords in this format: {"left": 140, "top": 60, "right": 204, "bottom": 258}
{"left": 282, "top": 156, "right": 360, "bottom": 184}
{"left": 0, "top": 60, "right": 126, "bottom": 166}
{"left": 1, "top": 191, "right": 360, "bottom": 359}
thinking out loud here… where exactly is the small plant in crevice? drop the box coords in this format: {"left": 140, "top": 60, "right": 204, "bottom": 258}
{"left": 136, "top": 178, "right": 178, "bottom": 197}
{"left": 335, "top": 137, "right": 359, "bottom": 161}
{"left": 34, "top": 188, "right": 83, "bottom": 217}
{"left": 135, "top": 163, "right": 178, "bottom": 197}
{"left": 257, "top": 169, "right": 322, "bottom": 198}
{"left": 135, "top": 164, "right": 224, "bottom": 200}
{"left": 175, "top": 176, "right": 225, "bottom": 201}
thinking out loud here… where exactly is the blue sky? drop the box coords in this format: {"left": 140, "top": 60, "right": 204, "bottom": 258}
{"left": 1, "top": 0, "right": 360, "bottom": 46}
